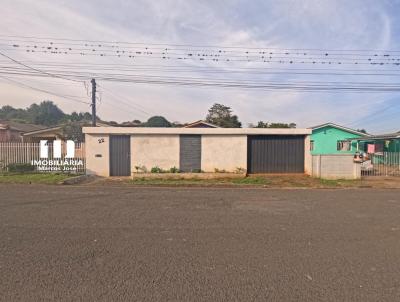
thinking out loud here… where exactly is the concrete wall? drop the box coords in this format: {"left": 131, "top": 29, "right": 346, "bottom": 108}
{"left": 304, "top": 135, "right": 312, "bottom": 175}
{"left": 131, "top": 135, "right": 179, "bottom": 172}
{"left": 312, "top": 154, "right": 361, "bottom": 179}
{"left": 85, "top": 134, "right": 110, "bottom": 177}
{"left": 201, "top": 135, "right": 247, "bottom": 172}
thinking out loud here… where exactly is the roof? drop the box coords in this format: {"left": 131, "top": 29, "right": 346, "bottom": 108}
{"left": 83, "top": 127, "right": 312, "bottom": 135}
{"left": 352, "top": 131, "right": 400, "bottom": 141}
{"left": 0, "top": 120, "right": 47, "bottom": 133}
{"left": 184, "top": 120, "right": 219, "bottom": 128}
{"left": 22, "top": 121, "right": 112, "bottom": 137}
{"left": 310, "top": 122, "right": 371, "bottom": 137}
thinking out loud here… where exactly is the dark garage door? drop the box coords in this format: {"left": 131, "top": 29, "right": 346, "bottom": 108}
{"left": 109, "top": 135, "right": 131, "bottom": 176}
{"left": 247, "top": 135, "right": 305, "bottom": 173}
{"left": 180, "top": 135, "right": 201, "bottom": 172}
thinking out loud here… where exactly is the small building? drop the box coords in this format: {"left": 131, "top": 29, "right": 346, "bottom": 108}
{"left": 0, "top": 120, "right": 47, "bottom": 142}
{"left": 83, "top": 127, "right": 312, "bottom": 177}
{"left": 22, "top": 121, "right": 111, "bottom": 143}
{"left": 310, "top": 123, "right": 370, "bottom": 155}
{"left": 352, "top": 131, "right": 400, "bottom": 153}
{"left": 184, "top": 120, "right": 219, "bottom": 128}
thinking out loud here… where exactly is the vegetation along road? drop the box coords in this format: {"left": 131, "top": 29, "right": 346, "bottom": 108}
{"left": 1, "top": 185, "right": 400, "bottom": 301}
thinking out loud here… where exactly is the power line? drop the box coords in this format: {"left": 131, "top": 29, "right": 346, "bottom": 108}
{"left": 1, "top": 34, "right": 400, "bottom": 52}
{"left": 0, "top": 50, "right": 85, "bottom": 83}
{"left": 0, "top": 75, "right": 91, "bottom": 104}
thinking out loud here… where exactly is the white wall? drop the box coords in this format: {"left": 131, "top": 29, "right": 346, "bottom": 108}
{"left": 201, "top": 135, "right": 247, "bottom": 172}
{"left": 131, "top": 135, "right": 180, "bottom": 172}
{"left": 85, "top": 134, "right": 109, "bottom": 176}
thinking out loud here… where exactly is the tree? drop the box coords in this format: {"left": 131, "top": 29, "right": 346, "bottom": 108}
{"left": 0, "top": 102, "right": 96, "bottom": 126}
{"left": 357, "top": 129, "right": 367, "bottom": 134}
{"left": 254, "top": 121, "right": 296, "bottom": 128}
{"left": 205, "top": 103, "right": 241, "bottom": 128}
{"left": 144, "top": 116, "right": 171, "bottom": 127}
{"left": 61, "top": 122, "right": 84, "bottom": 142}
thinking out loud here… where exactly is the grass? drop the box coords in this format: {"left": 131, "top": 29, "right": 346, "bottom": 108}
{"left": 0, "top": 173, "right": 74, "bottom": 184}
{"left": 128, "top": 175, "right": 361, "bottom": 188}
{"left": 129, "top": 176, "right": 270, "bottom": 186}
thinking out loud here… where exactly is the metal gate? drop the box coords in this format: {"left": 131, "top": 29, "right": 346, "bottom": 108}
{"left": 247, "top": 135, "right": 305, "bottom": 173}
{"left": 361, "top": 152, "right": 400, "bottom": 177}
{"left": 109, "top": 135, "right": 131, "bottom": 176}
{"left": 180, "top": 135, "right": 201, "bottom": 172}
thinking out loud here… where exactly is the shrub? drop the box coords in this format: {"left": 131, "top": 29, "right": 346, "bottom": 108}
{"left": 134, "top": 165, "right": 147, "bottom": 173}
{"left": 150, "top": 166, "right": 164, "bottom": 173}
{"left": 235, "top": 167, "right": 246, "bottom": 174}
{"left": 169, "top": 167, "right": 180, "bottom": 173}
{"left": 7, "top": 163, "right": 35, "bottom": 173}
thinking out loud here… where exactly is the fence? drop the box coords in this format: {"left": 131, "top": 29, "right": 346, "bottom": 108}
{"left": 361, "top": 152, "right": 400, "bottom": 177}
{"left": 312, "top": 154, "right": 361, "bottom": 179}
{"left": 0, "top": 142, "right": 85, "bottom": 173}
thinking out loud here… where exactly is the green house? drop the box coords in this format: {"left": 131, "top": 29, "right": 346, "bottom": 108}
{"left": 310, "top": 123, "right": 370, "bottom": 155}
{"left": 352, "top": 131, "right": 400, "bottom": 153}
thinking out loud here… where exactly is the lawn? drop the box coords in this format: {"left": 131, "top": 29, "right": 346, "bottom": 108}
{"left": 128, "top": 175, "right": 362, "bottom": 188}
{"left": 0, "top": 173, "right": 74, "bottom": 184}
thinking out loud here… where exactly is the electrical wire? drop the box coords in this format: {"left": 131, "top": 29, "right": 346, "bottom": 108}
{"left": 0, "top": 75, "right": 91, "bottom": 105}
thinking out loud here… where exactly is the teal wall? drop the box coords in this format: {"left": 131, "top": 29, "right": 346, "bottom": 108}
{"left": 311, "top": 126, "right": 363, "bottom": 155}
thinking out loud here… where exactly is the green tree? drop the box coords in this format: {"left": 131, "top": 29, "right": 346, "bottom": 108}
{"left": 27, "top": 101, "right": 64, "bottom": 126}
{"left": 205, "top": 103, "right": 241, "bottom": 128}
{"left": 254, "top": 121, "right": 296, "bottom": 128}
{"left": 62, "top": 122, "right": 84, "bottom": 142}
{"left": 144, "top": 116, "right": 171, "bottom": 127}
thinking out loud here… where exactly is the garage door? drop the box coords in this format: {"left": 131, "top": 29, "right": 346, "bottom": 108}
{"left": 247, "top": 135, "right": 305, "bottom": 173}
{"left": 180, "top": 135, "right": 201, "bottom": 172}
{"left": 109, "top": 135, "right": 131, "bottom": 176}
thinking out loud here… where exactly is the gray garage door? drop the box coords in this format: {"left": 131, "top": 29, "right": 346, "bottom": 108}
{"left": 247, "top": 135, "right": 305, "bottom": 173}
{"left": 109, "top": 135, "right": 131, "bottom": 176}
{"left": 180, "top": 135, "right": 201, "bottom": 172}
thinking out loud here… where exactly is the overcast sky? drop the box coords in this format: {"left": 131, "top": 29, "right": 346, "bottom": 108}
{"left": 0, "top": 0, "right": 399, "bottom": 133}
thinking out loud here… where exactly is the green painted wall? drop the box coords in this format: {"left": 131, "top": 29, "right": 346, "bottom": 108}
{"left": 311, "top": 126, "right": 363, "bottom": 155}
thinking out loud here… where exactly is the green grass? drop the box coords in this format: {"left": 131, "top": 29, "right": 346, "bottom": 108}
{"left": 128, "top": 175, "right": 361, "bottom": 188}
{"left": 130, "top": 176, "right": 272, "bottom": 186}
{"left": 0, "top": 173, "right": 74, "bottom": 184}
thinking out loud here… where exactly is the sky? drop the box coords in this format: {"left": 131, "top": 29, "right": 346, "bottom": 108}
{"left": 0, "top": 0, "right": 399, "bottom": 133}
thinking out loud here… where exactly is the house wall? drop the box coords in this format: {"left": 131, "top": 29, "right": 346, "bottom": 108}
{"left": 201, "top": 135, "right": 247, "bottom": 172}
{"left": 0, "top": 129, "right": 22, "bottom": 142}
{"left": 304, "top": 135, "right": 312, "bottom": 174}
{"left": 84, "top": 131, "right": 311, "bottom": 176}
{"left": 131, "top": 135, "right": 180, "bottom": 171}
{"left": 85, "top": 134, "right": 110, "bottom": 176}
{"left": 311, "top": 126, "right": 362, "bottom": 155}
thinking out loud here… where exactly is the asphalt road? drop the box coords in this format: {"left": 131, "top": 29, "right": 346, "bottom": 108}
{"left": 1, "top": 185, "right": 400, "bottom": 301}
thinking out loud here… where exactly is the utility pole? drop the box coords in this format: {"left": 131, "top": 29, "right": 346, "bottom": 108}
{"left": 91, "top": 78, "right": 96, "bottom": 126}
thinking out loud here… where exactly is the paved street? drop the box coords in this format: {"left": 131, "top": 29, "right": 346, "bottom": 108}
{"left": 1, "top": 185, "right": 400, "bottom": 301}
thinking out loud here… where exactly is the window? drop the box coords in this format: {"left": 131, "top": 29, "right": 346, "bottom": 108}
{"left": 337, "top": 140, "right": 351, "bottom": 151}
{"left": 310, "top": 140, "right": 314, "bottom": 151}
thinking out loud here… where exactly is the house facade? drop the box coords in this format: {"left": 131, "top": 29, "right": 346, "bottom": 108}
{"left": 83, "top": 127, "right": 312, "bottom": 177}
{"left": 0, "top": 121, "right": 46, "bottom": 142}
{"left": 310, "top": 123, "right": 370, "bottom": 155}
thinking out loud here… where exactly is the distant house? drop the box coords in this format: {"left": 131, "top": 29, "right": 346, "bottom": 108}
{"left": 351, "top": 131, "right": 400, "bottom": 153}
{"left": 310, "top": 122, "right": 371, "bottom": 155}
{"left": 22, "top": 121, "right": 111, "bottom": 143}
{"left": 0, "top": 121, "right": 47, "bottom": 142}
{"left": 184, "top": 120, "right": 219, "bottom": 128}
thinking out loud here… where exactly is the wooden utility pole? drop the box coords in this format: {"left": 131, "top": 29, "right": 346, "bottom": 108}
{"left": 91, "top": 78, "right": 96, "bottom": 126}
